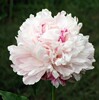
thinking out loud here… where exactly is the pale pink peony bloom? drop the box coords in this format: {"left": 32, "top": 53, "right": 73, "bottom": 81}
{"left": 8, "top": 9, "right": 95, "bottom": 88}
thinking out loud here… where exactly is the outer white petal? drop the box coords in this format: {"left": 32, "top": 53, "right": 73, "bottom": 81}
{"left": 52, "top": 70, "right": 59, "bottom": 79}
{"left": 55, "top": 66, "right": 74, "bottom": 77}
{"left": 73, "top": 73, "right": 81, "bottom": 81}
{"left": 23, "top": 69, "right": 46, "bottom": 85}
{"left": 36, "top": 9, "right": 52, "bottom": 18}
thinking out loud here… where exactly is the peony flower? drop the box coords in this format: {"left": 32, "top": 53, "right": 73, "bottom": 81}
{"left": 8, "top": 9, "right": 95, "bottom": 88}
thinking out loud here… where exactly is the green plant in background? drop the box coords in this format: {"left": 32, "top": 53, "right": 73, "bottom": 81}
{"left": 0, "top": 0, "right": 7, "bottom": 20}
{"left": 0, "top": 90, "right": 28, "bottom": 100}
{"left": 9, "top": 0, "right": 13, "bottom": 21}
{"left": 0, "top": 0, "right": 13, "bottom": 21}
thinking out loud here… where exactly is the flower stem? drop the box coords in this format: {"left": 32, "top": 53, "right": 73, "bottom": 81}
{"left": 52, "top": 85, "right": 55, "bottom": 100}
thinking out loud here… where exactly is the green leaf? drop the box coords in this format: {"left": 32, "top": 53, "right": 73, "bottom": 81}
{"left": 0, "top": 90, "right": 29, "bottom": 100}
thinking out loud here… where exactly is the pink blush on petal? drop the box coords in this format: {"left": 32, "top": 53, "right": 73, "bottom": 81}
{"left": 58, "top": 29, "right": 68, "bottom": 42}
{"left": 41, "top": 24, "right": 46, "bottom": 34}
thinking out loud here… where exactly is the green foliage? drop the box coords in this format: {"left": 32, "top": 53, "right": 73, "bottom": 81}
{"left": 0, "top": 0, "right": 7, "bottom": 20}
{"left": 0, "top": 90, "right": 28, "bottom": 100}
{"left": 9, "top": 0, "right": 13, "bottom": 20}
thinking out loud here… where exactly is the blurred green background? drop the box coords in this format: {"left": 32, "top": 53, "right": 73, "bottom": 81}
{"left": 0, "top": 0, "right": 99, "bottom": 100}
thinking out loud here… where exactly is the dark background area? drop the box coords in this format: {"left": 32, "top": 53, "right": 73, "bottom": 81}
{"left": 0, "top": 0, "right": 99, "bottom": 100}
